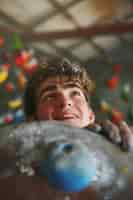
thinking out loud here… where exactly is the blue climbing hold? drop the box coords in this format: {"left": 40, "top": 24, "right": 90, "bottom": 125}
{"left": 38, "top": 141, "right": 97, "bottom": 192}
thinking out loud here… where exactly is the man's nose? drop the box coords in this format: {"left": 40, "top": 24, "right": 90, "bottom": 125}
{"left": 58, "top": 95, "right": 72, "bottom": 109}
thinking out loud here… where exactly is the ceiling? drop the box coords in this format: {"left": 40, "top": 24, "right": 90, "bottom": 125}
{"left": 0, "top": 0, "right": 133, "bottom": 65}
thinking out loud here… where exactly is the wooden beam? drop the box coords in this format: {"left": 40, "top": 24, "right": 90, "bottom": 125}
{"left": 0, "top": 22, "right": 133, "bottom": 41}
{"left": 21, "top": 22, "right": 133, "bottom": 41}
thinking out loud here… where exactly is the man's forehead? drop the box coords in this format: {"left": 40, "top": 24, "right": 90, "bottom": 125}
{"left": 38, "top": 77, "right": 82, "bottom": 96}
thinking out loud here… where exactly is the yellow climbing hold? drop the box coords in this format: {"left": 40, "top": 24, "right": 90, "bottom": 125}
{"left": 0, "top": 69, "right": 8, "bottom": 84}
{"left": 8, "top": 98, "right": 22, "bottom": 109}
{"left": 100, "top": 100, "right": 111, "bottom": 113}
{"left": 121, "top": 166, "right": 128, "bottom": 174}
{"left": 17, "top": 72, "right": 27, "bottom": 90}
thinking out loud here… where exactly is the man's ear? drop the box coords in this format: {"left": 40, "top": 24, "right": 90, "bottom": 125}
{"left": 89, "top": 110, "right": 95, "bottom": 124}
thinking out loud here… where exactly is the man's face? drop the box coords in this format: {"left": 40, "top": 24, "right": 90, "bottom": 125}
{"left": 35, "top": 77, "right": 94, "bottom": 128}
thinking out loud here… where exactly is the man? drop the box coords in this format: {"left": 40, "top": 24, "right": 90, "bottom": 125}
{"left": 24, "top": 57, "right": 133, "bottom": 150}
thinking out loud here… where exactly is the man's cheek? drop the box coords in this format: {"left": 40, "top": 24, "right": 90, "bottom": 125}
{"left": 37, "top": 106, "right": 51, "bottom": 120}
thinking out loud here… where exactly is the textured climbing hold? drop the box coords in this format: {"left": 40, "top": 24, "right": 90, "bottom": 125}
{"left": 111, "top": 109, "right": 124, "bottom": 124}
{"left": 100, "top": 100, "right": 111, "bottom": 113}
{"left": 38, "top": 141, "right": 97, "bottom": 192}
{"left": 121, "top": 166, "right": 128, "bottom": 174}
{"left": 4, "top": 82, "right": 15, "bottom": 93}
{"left": 15, "top": 54, "right": 25, "bottom": 66}
{"left": 4, "top": 114, "right": 13, "bottom": 124}
{"left": 106, "top": 75, "right": 119, "bottom": 90}
{"left": 14, "top": 109, "right": 25, "bottom": 123}
{"left": 7, "top": 98, "right": 22, "bottom": 109}
{"left": 17, "top": 72, "right": 27, "bottom": 90}
{"left": 12, "top": 33, "right": 23, "bottom": 50}
{"left": 23, "top": 58, "right": 38, "bottom": 73}
{"left": 121, "top": 83, "right": 131, "bottom": 102}
{"left": 0, "top": 69, "right": 8, "bottom": 84}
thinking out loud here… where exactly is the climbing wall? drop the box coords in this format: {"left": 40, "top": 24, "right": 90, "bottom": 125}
{"left": 0, "top": 32, "right": 39, "bottom": 126}
{"left": 1, "top": 31, "right": 133, "bottom": 126}
{"left": 88, "top": 38, "right": 133, "bottom": 125}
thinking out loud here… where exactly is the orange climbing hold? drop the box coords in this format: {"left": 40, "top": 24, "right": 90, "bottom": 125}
{"left": 106, "top": 75, "right": 119, "bottom": 90}
{"left": 111, "top": 109, "right": 124, "bottom": 124}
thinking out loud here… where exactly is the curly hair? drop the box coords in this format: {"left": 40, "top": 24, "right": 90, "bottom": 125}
{"left": 24, "top": 57, "right": 93, "bottom": 118}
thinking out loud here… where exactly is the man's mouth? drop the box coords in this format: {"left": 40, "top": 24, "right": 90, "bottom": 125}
{"left": 55, "top": 113, "right": 78, "bottom": 120}
{"left": 62, "top": 115, "right": 76, "bottom": 119}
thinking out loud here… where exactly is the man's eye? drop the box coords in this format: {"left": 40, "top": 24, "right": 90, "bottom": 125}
{"left": 71, "top": 90, "right": 81, "bottom": 96}
{"left": 41, "top": 95, "right": 55, "bottom": 102}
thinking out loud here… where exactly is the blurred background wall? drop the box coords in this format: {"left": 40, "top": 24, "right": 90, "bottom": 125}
{"left": 0, "top": 0, "right": 133, "bottom": 126}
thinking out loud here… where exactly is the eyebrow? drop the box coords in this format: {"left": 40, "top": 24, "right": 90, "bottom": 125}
{"left": 38, "top": 82, "right": 82, "bottom": 99}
